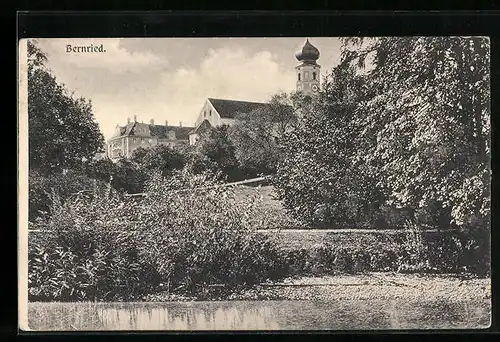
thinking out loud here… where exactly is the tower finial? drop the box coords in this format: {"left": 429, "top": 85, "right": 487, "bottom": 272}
{"left": 295, "top": 38, "right": 321, "bottom": 96}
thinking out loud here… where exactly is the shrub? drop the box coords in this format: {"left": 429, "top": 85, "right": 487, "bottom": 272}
{"left": 274, "top": 225, "right": 489, "bottom": 277}
{"left": 82, "top": 158, "right": 116, "bottom": 184}
{"left": 28, "top": 189, "right": 157, "bottom": 301}
{"left": 135, "top": 169, "right": 286, "bottom": 294}
{"left": 132, "top": 145, "right": 187, "bottom": 177}
{"left": 192, "top": 125, "right": 245, "bottom": 182}
{"left": 112, "top": 159, "right": 148, "bottom": 194}
{"left": 28, "top": 169, "right": 110, "bottom": 222}
{"left": 28, "top": 169, "right": 287, "bottom": 301}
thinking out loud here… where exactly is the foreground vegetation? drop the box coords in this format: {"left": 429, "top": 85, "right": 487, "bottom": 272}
{"left": 28, "top": 177, "right": 490, "bottom": 302}
{"left": 29, "top": 171, "right": 286, "bottom": 302}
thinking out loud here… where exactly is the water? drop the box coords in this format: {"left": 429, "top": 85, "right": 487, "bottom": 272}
{"left": 27, "top": 299, "right": 491, "bottom": 331}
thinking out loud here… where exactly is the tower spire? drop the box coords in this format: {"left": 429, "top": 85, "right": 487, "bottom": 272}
{"left": 295, "top": 39, "right": 321, "bottom": 95}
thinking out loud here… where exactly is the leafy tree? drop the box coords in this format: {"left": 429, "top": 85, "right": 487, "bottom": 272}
{"left": 194, "top": 125, "right": 243, "bottom": 181}
{"left": 274, "top": 36, "right": 490, "bottom": 234}
{"left": 28, "top": 40, "right": 104, "bottom": 174}
{"left": 341, "top": 37, "right": 490, "bottom": 230}
{"left": 230, "top": 92, "right": 297, "bottom": 177}
{"left": 112, "top": 158, "right": 148, "bottom": 194}
{"left": 274, "top": 63, "right": 383, "bottom": 228}
{"left": 132, "top": 145, "right": 187, "bottom": 177}
{"left": 129, "top": 147, "right": 150, "bottom": 165}
{"left": 83, "top": 158, "right": 116, "bottom": 184}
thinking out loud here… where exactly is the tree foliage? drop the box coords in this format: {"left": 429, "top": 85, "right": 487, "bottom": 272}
{"left": 229, "top": 92, "right": 298, "bottom": 177}
{"left": 28, "top": 169, "right": 110, "bottom": 222}
{"left": 274, "top": 64, "right": 383, "bottom": 227}
{"left": 193, "top": 125, "right": 243, "bottom": 181}
{"left": 28, "top": 40, "right": 104, "bottom": 174}
{"left": 131, "top": 145, "right": 187, "bottom": 177}
{"left": 345, "top": 37, "right": 491, "bottom": 229}
{"left": 274, "top": 37, "right": 490, "bottom": 232}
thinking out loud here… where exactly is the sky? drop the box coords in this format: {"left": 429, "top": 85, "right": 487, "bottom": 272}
{"left": 34, "top": 37, "right": 342, "bottom": 140}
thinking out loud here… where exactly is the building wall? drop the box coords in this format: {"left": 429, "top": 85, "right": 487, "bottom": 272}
{"left": 296, "top": 63, "right": 320, "bottom": 95}
{"left": 195, "top": 100, "right": 222, "bottom": 127}
{"left": 125, "top": 136, "right": 158, "bottom": 158}
{"left": 108, "top": 137, "right": 125, "bottom": 160}
{"left": 107, "top": 135, "right": 189, "bottom": 161}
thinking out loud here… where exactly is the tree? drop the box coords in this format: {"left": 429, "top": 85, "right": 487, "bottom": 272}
{"left": 341, "top": 37, "right": 490, "bottom": 230}
{"left": 229, "top": 92, "right": 297, "bottom": 177}
{"left": 274, "top": 63, "right": 383, "bottom": 228}
{"left": 193, "top": 125, "right": 243, "bottom": 182}
{"left": 112, "top": 158, "right": 148, "bottom": 194}
{"left": 28, "top": 40, "right": 104, "bottom": 174}
{"left": 83, "top": 158, "right": 116, "bottom": 183}
{"left": 131, "top": 144, "right": 187, "bottom": 177}
{"left": 274, "top": 36, "right": 490, "bottom": 233}
{"left": 129, "top": 147, "right": 150, "bottom": 165}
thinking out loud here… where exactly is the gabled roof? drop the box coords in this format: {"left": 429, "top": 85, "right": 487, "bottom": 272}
{"left": 112, "top": 122, "right": 194, "bottom": 140}
{"left": 208, "top": 98, "right": 270, "bottom": 119}
{"left": 207, "top": 98, "right": 294, "bottom": 121}
{"left": 190, "top": 119, "right": 213, "bottom": 135}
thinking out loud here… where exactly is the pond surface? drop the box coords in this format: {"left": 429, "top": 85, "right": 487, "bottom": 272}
{"left": 27, "top": 299, "right": 491, "bottom": 331}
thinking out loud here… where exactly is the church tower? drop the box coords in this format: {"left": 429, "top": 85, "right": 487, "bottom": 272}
{"left": 295, "top": 39, "right": 321, "bottom": 96}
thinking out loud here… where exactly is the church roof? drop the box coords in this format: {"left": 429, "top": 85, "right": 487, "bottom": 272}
{"left": 208, "top": 98, "right": 270, "bottom": 119}
{"left": 112, "top": 122, "right": 193, "bottom": 140}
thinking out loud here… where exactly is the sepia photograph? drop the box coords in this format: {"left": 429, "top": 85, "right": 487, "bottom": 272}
{"left": 18, "top": 36, "right": 491, "bottom": 331}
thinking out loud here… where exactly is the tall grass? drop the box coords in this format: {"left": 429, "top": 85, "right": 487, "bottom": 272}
{"left": 28, "top": 170, "right": 286, "bottom": 302}
{"left": 396, "top": 220, "right": 432, "bottom": 273}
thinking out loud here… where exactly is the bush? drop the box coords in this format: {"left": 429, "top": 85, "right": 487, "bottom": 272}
{"left": 274, "top": 223, "right": 490, "bottom": 277}
{"left": 28, "top": 169, "right": 286, "bottom": 301}
{"left": 135, "top": 169, "right": 286, "bottom": 294}
{"left": 192, "top": 125, "right": 245, "bottom": 182}
{"left": 28, "top": 190, "right": 157, "bottom": 301}
{"left": 29, "top": 169, "right": 110, "bottom": 222}
{"left": 111, "top": 159, "right": 148, "bottom": 194}
{"left": 82, "top": 158, "right": 116, "bottom": 184}
{"left": 131, "top": 145, "right": 187, "bottom": 177}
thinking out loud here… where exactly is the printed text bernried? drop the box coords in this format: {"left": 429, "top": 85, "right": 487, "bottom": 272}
{"left": 66, "top": 44, "right": 106, "bottom": 53}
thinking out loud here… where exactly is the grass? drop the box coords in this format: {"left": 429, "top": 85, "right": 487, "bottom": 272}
{"left": 234, "top": 185, "right": 304, "bottom": 229}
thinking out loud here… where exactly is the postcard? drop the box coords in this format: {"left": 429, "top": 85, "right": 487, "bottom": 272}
{"left": 18, "top": 36, "right": 491, "bottom": 331}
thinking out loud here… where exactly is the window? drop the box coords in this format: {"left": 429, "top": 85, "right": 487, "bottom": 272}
{"left": 204, "top": 110, "right": 207, "bottom": 118}
{"left": 298, "top": 73, "right": 301, "bottom": 81}
{"left": 313, "top": 72, "right": 316, "bottom": 80}
{"left": 304, "top": 71, "right": 309, "bottom": 80}
{"left": 209, "top": 109, "right": 212, "bottom": 116}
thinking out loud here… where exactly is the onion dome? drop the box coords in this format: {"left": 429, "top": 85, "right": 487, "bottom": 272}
{"left": 295, "top": 39, "right": 320, "bottom": 63}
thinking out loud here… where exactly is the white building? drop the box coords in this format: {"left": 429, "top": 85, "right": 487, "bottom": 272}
{"left": 188, "top": 39, "right": 321, "bottom": 145}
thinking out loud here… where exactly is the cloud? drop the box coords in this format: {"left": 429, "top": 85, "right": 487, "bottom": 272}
{"left": 39, "top": 38, "right": 168, "bottom": 74}
{"left": 160, "top": 47, "right": 296, "bottom": 109}
{"left": 98, "top": 47, "right": 296, "bottom": 140}
{"left": 34, "top": 41, "right": 299, "bottom": 141}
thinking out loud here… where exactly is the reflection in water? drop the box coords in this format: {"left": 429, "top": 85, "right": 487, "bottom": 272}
{"left": 95, "top": 303, "right": 280, "bottom": 330}
{"left": 28, "top": 299, "right": 491, "bottom": 331}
